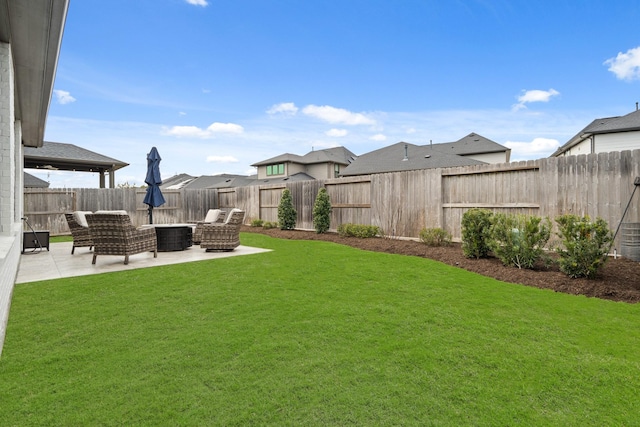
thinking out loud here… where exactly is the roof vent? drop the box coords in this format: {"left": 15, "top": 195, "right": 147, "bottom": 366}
{"left": 403, "top": 144, "right": 409, "bottom": 161}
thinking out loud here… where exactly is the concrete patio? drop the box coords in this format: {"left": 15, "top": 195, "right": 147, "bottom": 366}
{"left": 16, "top": 242, "right": 271, "bottom": 284}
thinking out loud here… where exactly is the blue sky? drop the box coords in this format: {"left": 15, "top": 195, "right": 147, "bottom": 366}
{"left": 35, "top": 0, "right": 640, "bottom": 188}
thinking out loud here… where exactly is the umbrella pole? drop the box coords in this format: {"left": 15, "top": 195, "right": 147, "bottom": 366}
{"left": 148, "top": 206, "right": 153, "bottom": 224}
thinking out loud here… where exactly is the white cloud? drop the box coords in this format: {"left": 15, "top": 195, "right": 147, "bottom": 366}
{"left": 206, "top": 155, "right": 239, "bottom": 163}
{"left": 326, "top": 128, "right": 348, "bottom": 137}
{"left": 302, "top": 104, "right": 376, "bottom": 125}
{"left": 53, "top": 90, "right": 76, "bottom": 105}
{"left": 163, "top": 122, "right": 244, "bottom": 138}
{"left": 370, "top": 134, "right": 387, "bottom": 141}
{"left": 513, "top": 89, "right": 560, "bottom": 111}
{"left": 604, "top": 46, "right": 640, "bottom": 81}
{"left": 179, "top": 111, "right": 187, "bottom": 116}
{"left": 505, "top": 137, "right": 560, "bottom": 160}
{"left": 267, "top": 102, "right": 298, "bottom": 115}
{"left": 206, "top": 122, "right": 244, "bottom": 133}
{"left": 185, "top": 0, "right": 208, "bottom": 6}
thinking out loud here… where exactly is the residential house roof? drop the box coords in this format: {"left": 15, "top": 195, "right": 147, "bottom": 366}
{"left": 23, "top": 172, "right": 49, "bottom": 188}
{"left": 24, "top": 141, "right": 129, "bottom": 173}
{"left": 436, "top": 133, "right": 510, "bottom": 155}
{"left": 252, "top": 146, "right": 356, "bottom": 167}
{"left": 251, "top": 172, "right": 315, "bottom": 185}
{"left": 161, "top": 173, "right": 196, "bottom": 189}
{"left": 340, "top": 134, "right": 503, "bottom": 177}
{"left": 552, "top": 109, "right": 640, "bottom": 157}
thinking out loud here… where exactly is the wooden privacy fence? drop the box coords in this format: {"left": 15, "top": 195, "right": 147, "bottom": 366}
{"left": 24, "top": 149, "right": 640, "bottom": 250}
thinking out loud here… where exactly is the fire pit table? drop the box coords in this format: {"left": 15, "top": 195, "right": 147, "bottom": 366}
{"left": 141, "top": 224, "right": 194, "bottom": 252}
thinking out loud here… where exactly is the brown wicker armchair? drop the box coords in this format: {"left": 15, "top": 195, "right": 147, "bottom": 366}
{"left": 64, "top": 212, "right": 94, "bottom": 254}
{"left": 199, "top": 209, "right": 245, "bottom": 251}
{"left": 192, "top": 209, "right": 226, "bottom": 244}
{"left": 85, "top": 213, "right": 157, "bottom": 265}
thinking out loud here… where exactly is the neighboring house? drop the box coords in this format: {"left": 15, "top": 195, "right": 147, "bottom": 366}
{"left": 161, "top": 173, "right": 258, "bottom": 190}
{"left": 341, "top": 133, "right": 510, "bottom": 177}
{"left": 24, "top": 172, "right": 50, "bottom": 188}
{"left": 1, "top": 0, "right": 69, "bottom": 354}
{"left": 24, "top": 141, "right": 129, "bottom": 188}
{"left": 251, "top": 146, "right": 357, "bottom": 181}
{"left": 552, "top": 108, "right": 640, "bottom": 157}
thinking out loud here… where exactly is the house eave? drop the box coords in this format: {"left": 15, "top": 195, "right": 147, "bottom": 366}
{"left": 0, "top": 0, "right": 69, "bottom": 148}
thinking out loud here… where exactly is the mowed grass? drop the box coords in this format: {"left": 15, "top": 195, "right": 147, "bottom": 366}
{"left": 1, "top": 233, "right": 639, "bottom": 426}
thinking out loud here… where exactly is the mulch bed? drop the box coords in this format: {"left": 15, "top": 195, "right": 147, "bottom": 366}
{"left": 242, "top": 226, "right": 640, "bottom": 304}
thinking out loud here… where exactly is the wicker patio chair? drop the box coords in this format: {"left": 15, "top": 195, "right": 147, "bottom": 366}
{"left": 85, "top": 213, "right": 157, "bottom": 265}
{"left": 192, "top": 209, "right": 226, "bottom": 244}
{"left": 199, "top": 209, "right": 245, "bottom": 251}
{"left": 64, "top": 212, "right": 94, "bottom": 254}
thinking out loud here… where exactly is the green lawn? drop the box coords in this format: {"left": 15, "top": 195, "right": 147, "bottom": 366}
{"left": 1, "top": 233, "right": 639, "bottom": 426}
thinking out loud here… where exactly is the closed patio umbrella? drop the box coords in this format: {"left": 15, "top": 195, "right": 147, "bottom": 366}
{"left": 143, "top": 147, "right": 166, "bottom": 224}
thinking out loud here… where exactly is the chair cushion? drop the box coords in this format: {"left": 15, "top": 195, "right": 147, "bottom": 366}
{"left": 204, "top": 209, "right": 222, "bottom": 223}
{"left": 95, "top": 210, "right": 128, "bottom": 215}
{"left": 225, "top": 208, "right": 242, "bottom": 223}
{"left": 73, "top": 211, "right": 93, "bottom": 228}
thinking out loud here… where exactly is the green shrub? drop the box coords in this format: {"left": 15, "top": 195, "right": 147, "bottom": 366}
{"left": 263, "top": 221, "right": 278, "bottom": 229}
{"left": 337, "top": 223, "right": 381, "bottom": 238}
{"left": 555, "top": 214, "right": 613, "bottom": 279}
{"left": 461, "top": 208, "right": 493, "bottom": 259}
{"left": 489, "top": 213, "right": 552, "bottom": 269}
{"left": 250, "top": 219, "right": 264, "bottom": 227}
{"left": 419, "top": 228, "right": 452, "bottom": 246}
{"left": 277, "top": 188, "right": 297, "bottom": 230}
{"left": 312, "top": 187, "right": 332, "bottom": 234}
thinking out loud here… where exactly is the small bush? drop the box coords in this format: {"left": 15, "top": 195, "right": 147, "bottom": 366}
{"left": 419, "top": 228, "right": 452, "bottom": 246}
{"left": 312, "top": 187, "right": 332, "bottom": 234}
{"left": 250, "top": 219, "right": 264, "bottom": 227}
{"left": 337, "top": 223, "right": 381, "bottom": 238}
{"left": 263, "top": 221, "right": 278, "bottom": 229}
{"left": 461, "top": 208, "right": 493, "bottom": 259}
{"left": 489, "top": 213, "right": 552, "bottom": 269}
{"left": 555, "top": 214, "right": 613, "bottom": 279}
{"left": 278, "top": 189, "right": 297, "bottom": 230}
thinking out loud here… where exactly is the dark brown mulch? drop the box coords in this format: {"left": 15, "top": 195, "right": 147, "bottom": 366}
{"left": 241, "top": 226, "right": 640, "bottom": 304}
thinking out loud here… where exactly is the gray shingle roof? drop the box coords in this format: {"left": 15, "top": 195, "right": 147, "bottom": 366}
{"left": 162, "top": 174, "right": 258, "bottom": 189}
{"left": 437, "top": 133, "right": 509, "bottom": 155}
{"left": 24, "top": 141, "right": 128, "bottom": 172}
{"left": 252, "top": 146, "right": 356, "bottom": 167}
{"left": 250, "top": 172, "right": 315, "bottom": 185}
{"left": 23, "top": 172, "right": 50, "bottom": 188}
{"left": 552, "top": 109, "right": 640, "bottom": 156}
{"left": 341, "top": 141, "right": 488, "bottom": 177}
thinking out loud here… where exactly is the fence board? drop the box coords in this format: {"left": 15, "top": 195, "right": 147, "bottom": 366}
{"left": 24, "top": 150, "right": 640, "bottom": 253}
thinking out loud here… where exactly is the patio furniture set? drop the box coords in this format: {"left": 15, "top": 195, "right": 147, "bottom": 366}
{"left": 64, "top": 209, "right": 245, "bottom": 265}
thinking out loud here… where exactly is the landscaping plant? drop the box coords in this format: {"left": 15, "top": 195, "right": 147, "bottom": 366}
{"left": 337, "top": 223, "right": 381, "bottom": 238}
{"left": 461, "top": 208, "right": 493, "bottom": 258}
{"left": 312, "top": 187, "right": 332, "bottom": 233}
{"left": 278, "top": 188, "right": 297, "bottom": 230}
{"left": 489, "top": 213, "right": 552, "bottom": 269}
{"left": 555, "top": 214, "right": 613, "bottom": 279}
{"left": 419, "top": 227, "right": 452, "bottom": 246}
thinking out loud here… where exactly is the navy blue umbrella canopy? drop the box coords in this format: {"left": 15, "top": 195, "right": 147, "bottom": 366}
{"left": 143, "top": 147, "right": 166, "bottom": 224}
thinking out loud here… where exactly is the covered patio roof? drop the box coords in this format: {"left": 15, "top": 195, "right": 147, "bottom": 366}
{"left": 24, "top": 141, "right": 129, "bottom": 188}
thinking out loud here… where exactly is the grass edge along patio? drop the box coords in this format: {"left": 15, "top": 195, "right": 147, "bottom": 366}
{"left": 1, "top": 233, "right": 639, "bottom": 426}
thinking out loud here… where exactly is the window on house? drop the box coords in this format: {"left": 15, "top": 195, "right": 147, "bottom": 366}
{"left": 266, "top": 163, "right": 285, "bottom": 176}
{"left": 334, "top": 164, "right": 340, "bottom": 178}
